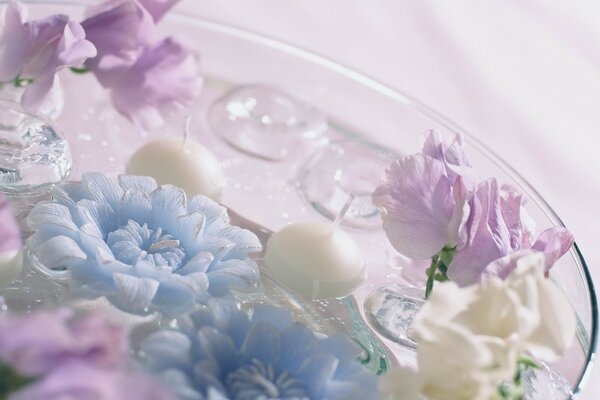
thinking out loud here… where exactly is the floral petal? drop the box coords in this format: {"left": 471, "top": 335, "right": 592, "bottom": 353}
{"left": 118, "top": 174, "right": 158, "bottom": 194}
{"left": 27, "top": 202, "right": 78, "bottom": 232}
{"left": 152, "top": 274, "right": 208, "bottom": 316}
{"left": 278, "top": 323, "right": 318, "bottom": 372}
{"left": 372, "top": 154, "right": 456, "bottom": 259}
{"left": 296, "top": 352, "right": 338, "bottom": 398}
{"left": 117, "top": 189, "right": 152, "bottom": 226}
{"left": 217, "top": 226, "right": 262, "bottom": 260}
{"left": 317, "top": 335, "right": 360, "bottom": 366}
{"left": 206, "top": 259, "right": 258, "bottom": 296}
{"left": 448, "top": 179, "right": 513, "bottom": 286}
{"left": 177, "top": 252, "right": 213, "bottom": 275}
{"left": 532, "top": 227, "right": 574, "bottom": 271}
{"left": 0, "top": 2, "right": 30, "bottom": 81}
{"left": 37, "top": 235, "right": 86, "bottom": 269}
{"left": 188, "top": 195, "right": 228, "bottom": 225}
{"left": 150, "top": 184, "right": 187, "bottom": 231}
{"left": 176, "top": 211, "right": 206, "bottom": 251}
{"left": 82, "top": 172, "right": 125, "bottom": 210}
{"left": 141, "top": 330, "right": 192, "bottom": 371}
{"left": 138, "top": 0, "right": 180, "bottom": 22}
{"left": 111, "top": 273, "right": 159, "bottom": 313}
{"left": 240, "top": 322, "right": 282, "bottom": 365}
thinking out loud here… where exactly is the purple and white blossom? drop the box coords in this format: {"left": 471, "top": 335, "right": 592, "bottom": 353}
{"left": 107, "top": 38, "right": 202, "bottom": 130}
{"left": 372, "top": 131, "right": 472, "bottom": 260}
{"left": 81, "top": 0, "right": 200, "bottom": 130}
{"left": 374, "top": 131, "right": 574, "bottom": 290}
{"left": 0, "top": 2, "right": 96, "bottom": 112}
{"left": 81, "top": 0, "right": 156, "bottom": 85}
{"left": 448, "top": 179, "right": 573, "bottom": 286}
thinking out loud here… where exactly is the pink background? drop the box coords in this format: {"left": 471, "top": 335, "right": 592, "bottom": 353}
{"left": 173, "top": 1, "right": 600, "bottom": 397}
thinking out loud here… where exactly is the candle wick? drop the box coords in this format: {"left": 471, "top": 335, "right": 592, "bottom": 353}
{"left": 183, "top": 115, "right": 192, "bottom": 145}
{"left": 311, "top": 279, "right": 320, "bottom": 297}
{"left": 330, "top": 193, "right": 355, "bottom": 233}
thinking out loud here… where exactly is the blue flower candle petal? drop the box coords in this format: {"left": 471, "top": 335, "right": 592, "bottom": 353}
{"left": 27, "top": 173, "right": 262, "bottom": 316}
{"left": 141, "top": 300, "right": 381, "bottom": 400}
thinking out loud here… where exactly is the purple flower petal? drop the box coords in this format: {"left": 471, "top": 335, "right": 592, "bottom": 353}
{"left": 532, "top": 227, "right": 574, "bottom": 272}
{"left": 107, "top": 37, "right": 202, "bottom": 130}
{"left": 0, "top": 2, "right": 30, "bottom": 81}
{"left": 421, "top": 130, "right": 475, "bottom": 186}
{"left": 448, "top": 179, "right": 514, "bottom": 286}
{"left": 8, "top": 361, "right": 174, "bottom": 400}
{"left": 373, "top": 154, "right": 462, "bottom": 259}
{"left": 0, "top": 3, "right": 96, "bottom": 112}
{"left": 0, "top": 310, "right": 127, "bottom": 376}
{"left": 138, "top": 0, "right": 181, "bottom": 22}
{"left": 82, "top": 0, "right": 156, "bottom": 84}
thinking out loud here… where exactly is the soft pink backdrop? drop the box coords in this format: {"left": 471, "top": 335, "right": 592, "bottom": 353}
{"left": 174, "top": 1, "right": 600, "bottom": 397}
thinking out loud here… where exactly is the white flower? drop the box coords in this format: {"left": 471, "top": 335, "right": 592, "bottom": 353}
{"left": 380, "top": 252, "right": 576, "bottom": 400}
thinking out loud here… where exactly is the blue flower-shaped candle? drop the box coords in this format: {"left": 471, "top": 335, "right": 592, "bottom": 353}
{"left": 27, "top": 173, "right": 261, "bottom": 316}
{"left": 141, "top": 300, "right": 381, "bottom": 400}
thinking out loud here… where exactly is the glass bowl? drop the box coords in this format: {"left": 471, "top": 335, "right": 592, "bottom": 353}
{"left": 5, "top": 2, "right": 598, "bottom": 398}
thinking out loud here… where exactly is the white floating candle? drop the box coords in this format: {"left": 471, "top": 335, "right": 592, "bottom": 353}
{"left": 126, "top": 117, "right": 226, "bottom": 200}
{"left": 265, "top": 195, "right": 366, "bottom": 298}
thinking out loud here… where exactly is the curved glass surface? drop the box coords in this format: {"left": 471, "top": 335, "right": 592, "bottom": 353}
{"left": 5, "top": 1, "right": 597, "bottom": 397}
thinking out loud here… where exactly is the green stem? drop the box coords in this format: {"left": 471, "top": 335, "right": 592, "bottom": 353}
{"left": 424, "top": 247, "right": 455, "bottom": 299}
{"left": 13, "top": 76, "right": 33, "bottom": 88}
{"left": 69, "top": 66, "right": 90, "bottom": 74}
{"left": 425, "top": 257, "right": 438, "bottom": 299}
{"left": 495, "top": 356, "right": 540, "bottom": 400}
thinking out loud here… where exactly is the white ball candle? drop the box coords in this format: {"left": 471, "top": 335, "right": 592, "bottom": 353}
{"left": 265, "top": 195, "right": 366, "bottom": 298}
{"left": 126, "top": 118, "right": 226, "bottom": 200}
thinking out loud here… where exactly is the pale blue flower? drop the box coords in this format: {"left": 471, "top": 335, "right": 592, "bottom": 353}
{"left": 27, "top": 173, "right": 261, "bottom": 316}
{"left": 141, "top": 299, "right": 381, "bottom": 400}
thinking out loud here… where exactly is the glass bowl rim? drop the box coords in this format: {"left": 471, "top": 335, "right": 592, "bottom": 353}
{"left": 10, "top": 1, "right": 600, "bottom": 396}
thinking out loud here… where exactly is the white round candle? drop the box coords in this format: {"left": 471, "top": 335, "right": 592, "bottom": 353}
{"left": 126, "top": 119, "right": 226, "bottom": 200}
{"left": 265, "top": 196, "right": 366, "bottom": 298}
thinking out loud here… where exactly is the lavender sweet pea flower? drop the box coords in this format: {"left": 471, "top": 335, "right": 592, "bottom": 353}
{"left": 0, "top": 2, "right": 96, "bottom": 111}
{"left": 0, "top": 309, "right": 127, "bottom": 376}
{"left": 108, "top": 37, "right": 202, "bottom": 130}
{"left": 448, "top": 179, "right": 574, "bottom": 285}
{"left": 81, "top": 0, "right": 156, "bottom": 84}
{"left": 372, "top": 132, "right": 472, "bottom": 260}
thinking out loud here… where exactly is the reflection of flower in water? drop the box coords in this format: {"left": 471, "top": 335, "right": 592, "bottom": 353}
{"left": 142, "top": 299, "right": 381, "bottom": 400}
{"left": 28, "top": 173, "right": 261, "bottom": 316}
